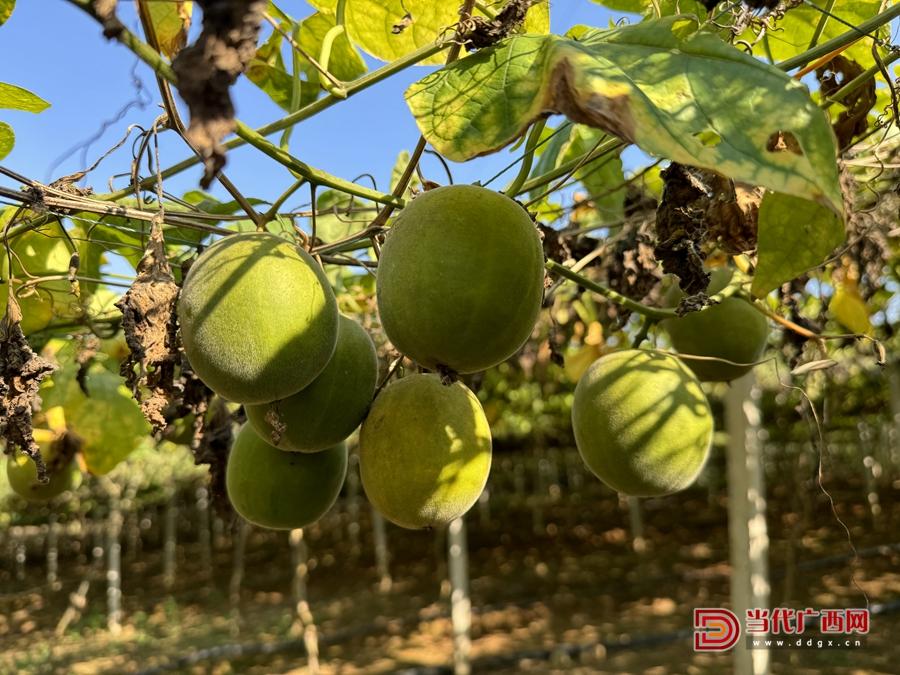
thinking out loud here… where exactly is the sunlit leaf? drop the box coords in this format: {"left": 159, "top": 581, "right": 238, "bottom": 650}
{"left": 0, "top": 0, "right": 14, "bottom": 28}
{"left": 0, "top": 218, "right": 86, "bottom": 334}
{"left": 751, "top": 192, "right": 844, "bottom": 298}
{"left": 390, "top": 149, "right": 421, "bottom": 194}
{"left": 0, "top": 82, "right": 49, "bottom": 112}
{"left": 41, "top": 361, "right": 150, "bottom": 475}
{"left": 0, "top": 120, "right": 12, "bottom": 159}
{"left": 407, "top": 17, "right": 843, "bottom": 214}
{"left": 590, "top": 0, "right": 708, "bottom": 17}
{"left": 314, "top": 189, "right": 370, "bottom": 243}
{"left": 830, "top": 282, "right": 872, "bottom": 335}
{"left": 299, "top": 11, "right": 367, "bottom": 83}
{"left": 309, "top": 0, "right": 548, "bottom": 64}
{"left": 558, "top": 125, "right": 625, "bottom": 224}
{"left": 757, "top": 0, "right": 885, "bottom": 69}
{"left": 142, "top": 0, "right": 193, "bottom": 58}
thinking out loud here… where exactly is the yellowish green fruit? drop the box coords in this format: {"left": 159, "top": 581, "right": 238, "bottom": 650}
{"left": 572, "top": 349, "right": 713, "bottom": 497}
{"left": 377, "top": 185, "right": 544, "bottom": 374}
{"left": 662, "top": 268, "right": 768, "bottom": 382}
{"left": 6, "top": 450, "right": 81, "bottom": 502}
{"left": 246, "top": 316, "right": 378, "bottom": 452}
{"left": 225, "top": 424, "right": 347, "bottom": 530}
{"left": 359, "top": 374, "right": 492, "bottom": 529}
{"left": 178, "top": 233, "right": 338, "bottom": 404}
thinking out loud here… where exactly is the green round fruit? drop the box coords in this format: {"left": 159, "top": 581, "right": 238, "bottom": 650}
{"left": 6, "top": 451, "right": 80, "bottom": 502}
{"left": 662, "top": 269, "right": 768, "bottom": 382}
{"left": 246, "top": 315, "right": 378, "bottom": 452}
{"left": 572, "top": 349, "right": 713, "bottom": 497}
{"left": 225, "top": 424, "right": 347, "bottom": 530}
{"left": 359, "top": 374, "right": 492, "bottom": 529}
{"left": 178, "top": 233, "right": 339, "bottom": 404}
{"left": 377, "top": 185, "right": 544, "bottom": 374}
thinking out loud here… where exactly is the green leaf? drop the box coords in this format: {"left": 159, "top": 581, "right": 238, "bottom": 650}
{"left": 590, "top": 0, "right": 708, "bottom": 17}
{"left": 528, "top": 123, "right": 572, "bottom": 201}
{"left": 247, "top": 27, "right": 306, "bottom": 111}
{"left": 390, "top": 150, "right": 421, "bottom": 194}
{"left": 0, "top": 82, "right": 49, "bottom": 112}
{"left": 42, "top": 361, "right": 150, "bottom": 475}
{"left": 480, "top": 0, "right": 550, "bottom": 33}
{"left": 0, "top": 218, "right": 97, "bottom": 334}
{"left": 143, "top": 0, "right": 192, "bottom": 58}
{"left": 558, "top": 125, "right": 625, "bottom": 223}
{"left": 751, "top": 192, "right": 844, "bottom": 298}
{"left": 0, "top": 120, "right": 13, "bottom": 160}
{"left": 309, "top": 0, "right": 547, "bottom": 64}
{"left": 407, "top": 17, "right": 843, "bottom": 214}
{"left": 299, "top": 11, "right": 367, "bottom": 82}
{"left": 830, "top": 282, "right": 872, "bottom": 335}
{"left": 757, "top": 0, "right": 885, "bottom": 69}
{"left": 314, "top": 189, "right": 370, "bottom": 243}
{"left": 0, "top": 0, "right": 15, "bottom": 27}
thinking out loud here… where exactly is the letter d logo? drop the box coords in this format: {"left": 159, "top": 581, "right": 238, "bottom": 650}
{"left": 694, "top": 608, "right": 741, "bottom": 652}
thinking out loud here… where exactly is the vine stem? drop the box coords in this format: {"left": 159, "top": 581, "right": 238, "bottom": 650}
{"left": 776, "top": 3, "right": 900, "bottom": 72}
{"left": 136, "top": 0, "right": 263, "bottom": 227}
{"left": 514, "top": 139, "right": 624, "bottom": 197}
{"left": 544, "top": 260, "right": 740, "bottom": 321}
{"left": 66, "top": 0, "right": 430, "bottom": 207}
{"left": 367, "top": 0, "right": 478, "bottom": 231}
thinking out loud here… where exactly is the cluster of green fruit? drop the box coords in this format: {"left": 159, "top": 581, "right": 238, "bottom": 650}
{"left": 177, "top": 185, "right": 544, "bottom": 530}
{"left": 180, "top": 184, "right": 771, "bottom": 529}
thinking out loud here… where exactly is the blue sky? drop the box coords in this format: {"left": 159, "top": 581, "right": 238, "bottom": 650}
{"left": 0, "top": 1, "right": 619, "bottom": 208}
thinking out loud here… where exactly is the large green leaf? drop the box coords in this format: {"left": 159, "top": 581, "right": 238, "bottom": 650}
{"left": 751, "top": 192, "right": 844, "bottom": 298}
{"left": 143, "top": 0, "right": 192, "bottom": 58}
{"left": 0, "top": 120, "right": 12, "bottom": 160}
{"left": 407, "top": 16, "right": 843, "bottom": 214}
{"left": 309, "top": 0, "right": 549, "bottom": 65}
{"left": 0, "top": 82, "right": 49, "bottom": 112}
{"left": 758, "top": 0, "right": 885, "bottom": 69}
{"left": 0, "top": 0, "right": 14, "bottom": 27}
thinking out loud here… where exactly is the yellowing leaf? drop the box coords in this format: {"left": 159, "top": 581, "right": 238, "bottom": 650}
{"left": 0, "top": 121, "right": 13, "bottom": 160}
{"left": 0, "top": 82, "right": 49, "bottom": 112}
{"left": 407, "top": 17, "right": 843, "bottom": 215}
{"left": 831, "top": 282, "right": 872, "bottom": 335}
{"left": 564, "top": 343, "right": 602, "bottom": 383}
{"left": 309, "top": 0, "right": 549, "bottom": 65}
{"left": 141, "top": 0, "right": 192, "bottom": 58}
{"left": 757, "top": 0, "right": 886, "bottom": 70}
{"left": 0, "top": 0, "right": 15, "bottom": 27}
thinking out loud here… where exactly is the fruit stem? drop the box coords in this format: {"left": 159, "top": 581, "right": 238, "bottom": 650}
{"left": 545, "top": 260, "right": 741, "bottom": 321}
